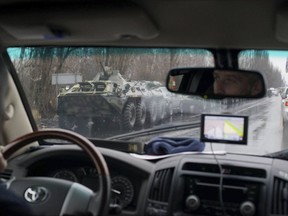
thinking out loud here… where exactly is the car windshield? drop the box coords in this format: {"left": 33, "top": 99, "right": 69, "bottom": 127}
{"left": 6, "top": 47, "right": 288, "bottom": 156}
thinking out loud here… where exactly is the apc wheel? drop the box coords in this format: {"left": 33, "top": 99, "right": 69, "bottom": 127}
{"left": 122, "top": 102, "right": 136, "bottom": 131}
{"left": 135, "top": 101, "right": 147, "bottom": 128}
{"left": 3, "top": 129, "right": 110, "bottom": 216}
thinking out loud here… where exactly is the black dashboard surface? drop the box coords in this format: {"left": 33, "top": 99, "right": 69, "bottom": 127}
{"left": 4, "top": 144, "right": 288, "bottom": 216}
{"left": 6, "top": 145, "right": 154, "bottom": 215}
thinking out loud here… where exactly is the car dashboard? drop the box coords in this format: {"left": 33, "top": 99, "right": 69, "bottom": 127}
{"left": 26, "top": 156, "right": 143, "bottom": 211}
{"left": 3, "top": 144, "right": 288, "bottom": 216}
{"left": 150, "top": 154, "right": 271, "bottom": 216}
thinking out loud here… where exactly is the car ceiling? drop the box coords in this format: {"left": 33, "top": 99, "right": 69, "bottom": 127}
{"left": 0, "top": 0, "right": 286, "bottom": 49}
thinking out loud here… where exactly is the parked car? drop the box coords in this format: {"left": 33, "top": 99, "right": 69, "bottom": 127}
{"left": 282, "top": 97, "right": 288, "bottom": 125}
{"left": 281, "top": 87, "right": 288, "bottom": 99}
{"left": 1, "top": 1, "right": 288, "bottom": 216}
{"left": 267, "top": 87, "right": 279, "bottom": 97}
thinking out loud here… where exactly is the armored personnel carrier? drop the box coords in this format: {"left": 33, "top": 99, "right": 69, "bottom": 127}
{"left": 56, "top": 68, "right": 168, "bottom": 135}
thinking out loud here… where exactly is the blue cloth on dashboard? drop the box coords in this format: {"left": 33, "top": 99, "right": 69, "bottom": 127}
{"left": 145, "top": 137, "right": 205, "bottom": 155}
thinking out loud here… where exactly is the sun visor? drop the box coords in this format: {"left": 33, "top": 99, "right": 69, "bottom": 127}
{"left": 276, "top": 6, "right": 288, "bottom": 43}
{"left": 0, "top": 2, "right": 159, "bottom": 41}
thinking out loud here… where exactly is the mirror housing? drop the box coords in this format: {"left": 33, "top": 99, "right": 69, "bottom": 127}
{"left": 166, "top": 68, "right": 266, "bottom": 99}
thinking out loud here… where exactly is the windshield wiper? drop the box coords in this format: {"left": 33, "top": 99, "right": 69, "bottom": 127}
{"left": 264, "top": 149, "right": 288, "bottom": 160}
{"left": 107, "top": 121, "right": 200, "bottom": 140}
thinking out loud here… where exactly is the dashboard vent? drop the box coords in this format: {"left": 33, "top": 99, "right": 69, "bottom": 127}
{"left": 0, "top": 169, "right": 12, "bottom": 180}
{"left": 149, "top": 168, "right": 174, "bottom": 202}
{"left": 182, "top": 163, "right": 266, "bottom": 178}
{"left": 271, "top": 177, "right": 288, "bottom": 215}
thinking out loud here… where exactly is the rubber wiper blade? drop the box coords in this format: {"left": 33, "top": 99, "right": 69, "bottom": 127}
{"left": 107, "top": 122, "right": 200, "bottom": 140}
{"left": 264, "top": 149, "right": 288, "bottom": 160}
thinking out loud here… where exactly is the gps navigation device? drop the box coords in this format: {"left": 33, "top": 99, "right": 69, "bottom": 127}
{"left": 200, "top": 114, "right": 248, "bottom": 144}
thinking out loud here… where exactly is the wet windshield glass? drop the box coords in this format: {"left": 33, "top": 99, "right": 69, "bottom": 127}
{"left": 6, "top": 48, "right": 287, "bottom": 156}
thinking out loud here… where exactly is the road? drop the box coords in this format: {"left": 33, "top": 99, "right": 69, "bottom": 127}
{"left": 128, "top": 95, "right": 286, "bottom": 156}
{"left": 204, "top": 95, "right": 285, "bottom": 155}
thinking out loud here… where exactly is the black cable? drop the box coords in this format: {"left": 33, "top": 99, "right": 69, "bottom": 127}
{"left": 210, "top": 142, "right": 226, "bottom": 216}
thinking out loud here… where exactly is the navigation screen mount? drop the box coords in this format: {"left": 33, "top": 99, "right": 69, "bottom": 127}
{"left": 200, "top": 114, "right": 248, "bottom": 145}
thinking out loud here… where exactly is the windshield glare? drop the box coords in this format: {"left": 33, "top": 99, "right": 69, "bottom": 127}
{"left": 7, "top": 48, "right": 288, "bottom": 156}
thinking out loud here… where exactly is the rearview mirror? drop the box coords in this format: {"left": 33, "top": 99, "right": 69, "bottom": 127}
{"left": 166, "top": 68, "right": 266, "bottom": 99}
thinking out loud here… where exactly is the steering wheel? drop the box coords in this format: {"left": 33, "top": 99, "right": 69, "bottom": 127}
{"left": 2, "top": 129, "right": 111, "bottom": 216}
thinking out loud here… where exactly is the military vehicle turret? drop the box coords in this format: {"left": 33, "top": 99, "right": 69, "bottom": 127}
{"left": 56, "top": 67, "right": 169, "bottom": 135}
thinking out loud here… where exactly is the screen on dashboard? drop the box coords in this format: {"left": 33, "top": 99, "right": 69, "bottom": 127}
{"left": 200, "top": 114, "right": 248, "bottom": 144}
